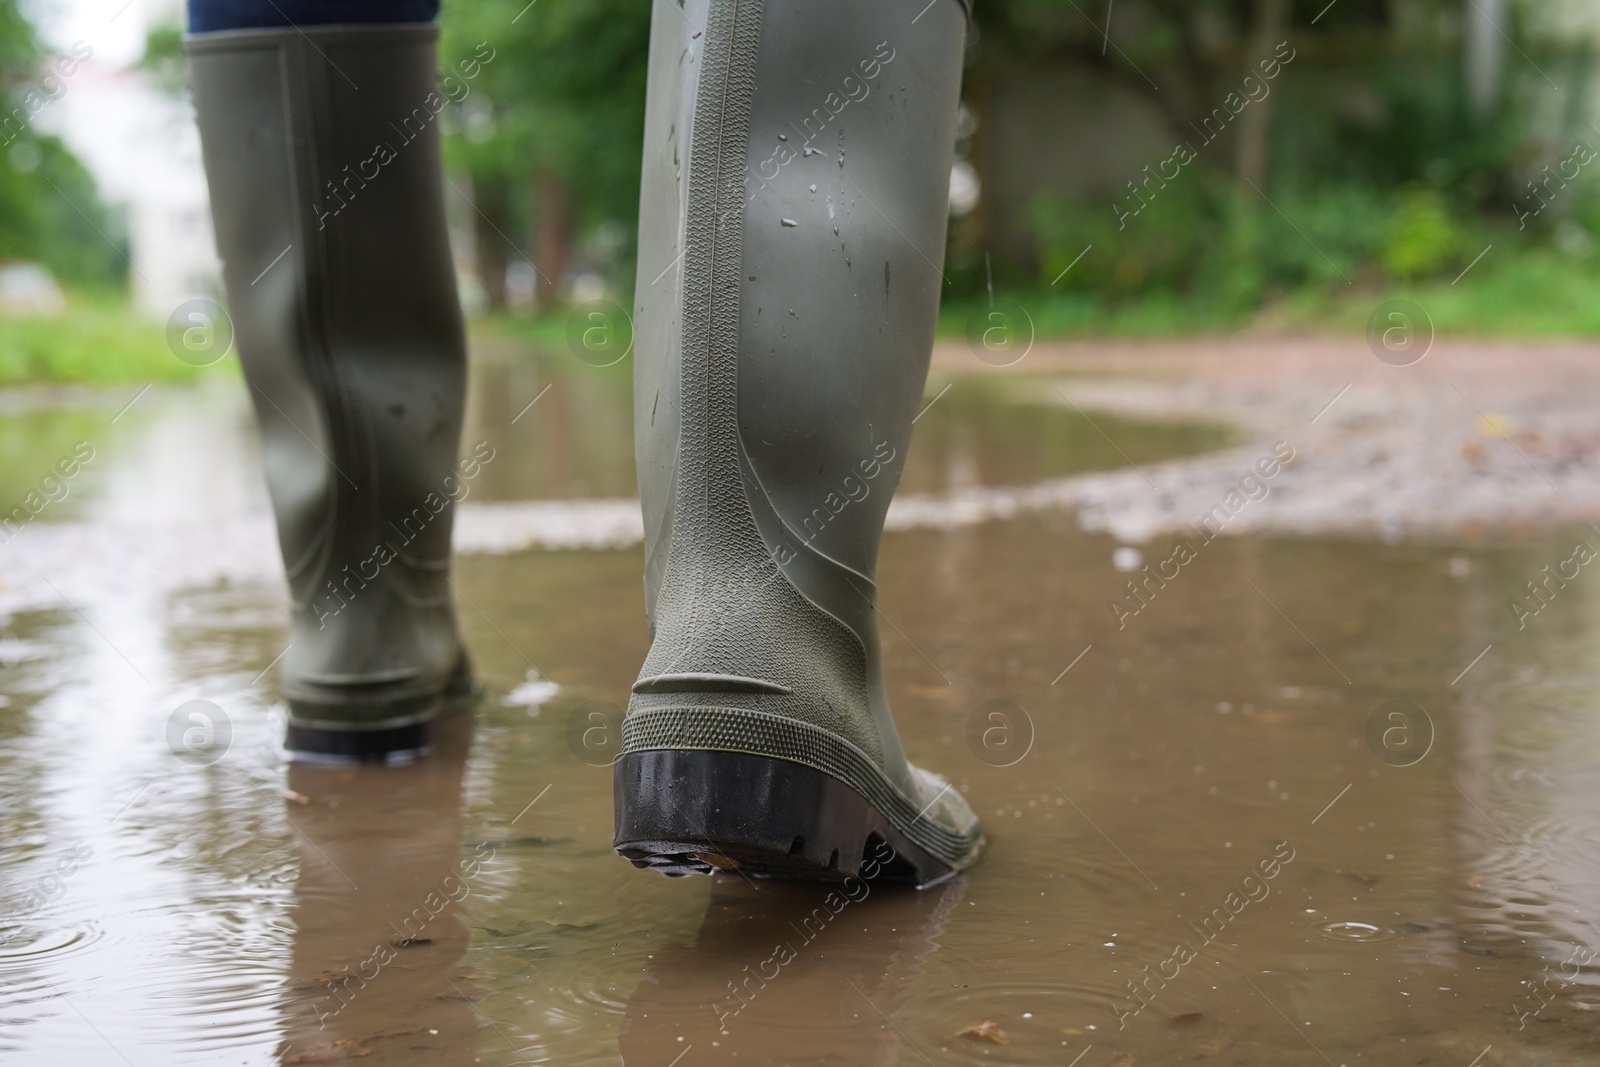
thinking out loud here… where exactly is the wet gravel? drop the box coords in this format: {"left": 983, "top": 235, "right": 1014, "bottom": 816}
{"left": 928, "top": 336, "right": 1600, "bottom": 544}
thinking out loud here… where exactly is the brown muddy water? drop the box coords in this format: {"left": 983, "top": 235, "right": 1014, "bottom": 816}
{"left": 1, "top": 345, "right": 1597, "bottom": 1066}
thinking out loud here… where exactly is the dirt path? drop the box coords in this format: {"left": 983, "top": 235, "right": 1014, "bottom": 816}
{"left": 916, "top": 336, "right": 1600, "bottom": 544}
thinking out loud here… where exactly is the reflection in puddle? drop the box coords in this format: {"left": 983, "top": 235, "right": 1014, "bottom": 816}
{"left": 463, "top": 347, "right": 1234, "bottom": 503}
{"left": 275, "top": 710, "right": 480, "bottom": 1067}
{"left": 0, "top": 345, "right": 1599, "bottom": 1064}
{"left": 619, "top": 878, "right": 968, "bottom": 1066}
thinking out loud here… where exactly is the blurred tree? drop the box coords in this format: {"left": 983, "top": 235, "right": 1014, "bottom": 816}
{"left": 440, "top": 0, "right": 649, "bottom": 311}
{"left": 0, "top": 1, "right": 122, "bottom": 288}
{"left": 143, "top": 0, "right": 1588, "bottom": 316}
{"left": 1464, "top": 0, "right": 1508, "bottom": 120}
{"left": 473, "top": 173, "right": 513, "bottom": 311}
{"left": 966, "top": 0, "right": 1564, "bottom": 304}
{"left": 1233, "top": 0, "right": 1287, "bottom": 192}
{"left": 140, "top": 24, "right": 187, "bottom": 96}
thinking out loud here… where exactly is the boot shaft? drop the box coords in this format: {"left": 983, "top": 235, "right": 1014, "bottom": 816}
{"left": 633, "top": 0, "right": 969, "bottom": 626}
{"left": 189, "top": 25, "right": 470, "bottom": 725}
{"left": 189, "top": 25, "right": 467, "bottom": 604}
{"left": 619, "top": 0, "right": 982, "bottom": 883}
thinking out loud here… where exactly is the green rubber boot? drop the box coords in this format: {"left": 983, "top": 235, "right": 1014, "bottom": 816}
{"left": 613, "top": 0, "right": 983, "bottom": 885}
{"left": 188, "top": 25, "right": 473, "bottom": 762}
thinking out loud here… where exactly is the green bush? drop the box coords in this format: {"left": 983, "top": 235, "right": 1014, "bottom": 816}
{"left": 1030, "top": 176, "right": 1413, "bottom": 311}
{"left": 1382, "top": 187, "right": 1466, "bottom": 278}
{"left": 1031, "top": 170, "right": 1227, "bottom": 300}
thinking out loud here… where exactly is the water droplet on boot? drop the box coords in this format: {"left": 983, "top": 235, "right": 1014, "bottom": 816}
{"left": 780, "top": 218, "right": 798, "bottom": 228}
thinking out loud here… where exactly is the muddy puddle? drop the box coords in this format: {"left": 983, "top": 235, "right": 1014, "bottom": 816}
{"left": 0, "top": 344, "right": 1596, "bottom": 1065}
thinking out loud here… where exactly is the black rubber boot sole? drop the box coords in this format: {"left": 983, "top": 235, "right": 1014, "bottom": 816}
{"left": 283, "top": 658, "right": 476, "bottom": 765}
{"left": 614, "top": 749, "right": 956, "bottom": 887}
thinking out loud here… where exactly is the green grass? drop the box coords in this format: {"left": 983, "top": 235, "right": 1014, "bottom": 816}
{"left": 474, "top": 312, "right": 572, "bottom": 348}
{"left": 939, "top": 290, "right": 1243, "bottom": 340}
{"left": 938, "top": 246, "right": 1600, "bottom": 341}
{"left": 0, "top": 298, "right": 205, "bottom": 386}
{"left": 2, "top": 246, "right": 1593, "bottom": 390}
{"left": 481, "top": 252, "right": 1600, "bottom": 351}
{"left": 1271, "top": 249, "right": 1600, "bottom": 337}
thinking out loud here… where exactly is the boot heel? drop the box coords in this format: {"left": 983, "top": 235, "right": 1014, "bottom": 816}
{"left": 284, "top": 656, "right": 475, "bottom": 765}
{"left": 613, "top": 750, "right": 950, "bottom": 886}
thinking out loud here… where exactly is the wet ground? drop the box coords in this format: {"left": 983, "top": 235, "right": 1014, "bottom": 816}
{"left": 1, "top": 340, "right": 1598, "bottom": 1065}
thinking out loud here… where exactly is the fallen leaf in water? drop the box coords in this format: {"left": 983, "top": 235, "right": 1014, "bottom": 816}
{"left": 306, "top": 969, "right": 356, "bottom": 989}
{"left": 284, "top": 1039, "right": 372, "bottom": 1063}
{"left": 389, "top": 937, "right": 432, "bottom": 948}
{"left": 1477, "top": 414, "right": 1514, "bottom": 438}
{"left": 1169, "top": 1011, "right": 1203, "bottom": 1024}
{"left": 953, "top": 1020, "right": 1009, "bottom": 1044}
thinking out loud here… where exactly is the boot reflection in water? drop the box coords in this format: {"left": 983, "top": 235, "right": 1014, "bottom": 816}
{"left": 186, "top": 0, "right": 474, "bottom": 764}
{"left": 613, "top": 0, "right": 985, "bottom": 887}
{"left": 621, "top": 875, "right": 967, "bottom": 1066}
{"left": 277, "top": 709, "right": 481, "bottom": 1066}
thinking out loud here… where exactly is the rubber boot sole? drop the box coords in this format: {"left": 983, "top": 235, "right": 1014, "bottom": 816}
{"left": 613, "top": 750, "right": 958, "bottom": 888}
{"left": 283, "top": 656, "right": 476, "bottom": 765}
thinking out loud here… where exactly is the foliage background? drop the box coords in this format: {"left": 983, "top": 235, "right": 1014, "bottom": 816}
{"left": 0, "top": 0, "right": 122, "bottom": 289}
{"left": 429, "top": 0, "right": 1600, "bottom": 335}
{"left": 5, "top": 0, "right": 1598, "bottom": 366}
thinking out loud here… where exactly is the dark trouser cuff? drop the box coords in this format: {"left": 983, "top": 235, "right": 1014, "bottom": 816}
{"left": 187, "top": 0, "right": 438, "bottom": 33}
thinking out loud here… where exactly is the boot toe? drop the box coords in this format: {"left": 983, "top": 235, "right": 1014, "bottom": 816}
{"left": 907, "top": 764, "right": 983, "bottom": 843}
